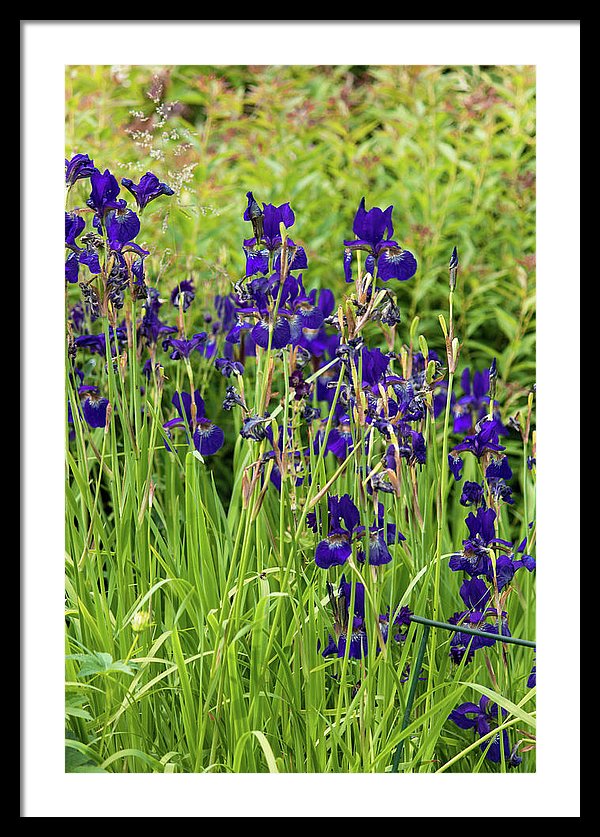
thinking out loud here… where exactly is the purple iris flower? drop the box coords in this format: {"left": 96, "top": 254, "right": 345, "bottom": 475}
{"left": 321, "top": 576, "right": 368, "bottom": 659}
{"left": 453, "top": 367, "right": 509, "bottom": 435}
{"left": 343, "top": 197, "right": 417, "bottom": 283}
{"left": 162, "top": 332, "right": 207, "bottom": 360}
{"left": 65, "top": 153, "right": 98, "bottom": 186}
{"left": 452, "top": 417, "right": 506, "bottom": 460}
{"left": 170, "top": 279, "right": 196, "bottom": 311}
{"left": 385, "top": 378, "right": 426, "bottom": 423}
{"left": 104, "top": 207, "right": 143, "bottom": 253}
{"left": 460, "top": 481, "right": 486, "bottom": 508}
{"left": 121, "top": 172, "right": 174, "bottom": 211}
{"left": 448, "top": 578, "right": 511, "bottom": 665}
{"left": 449, "top": 695, "right": 522, "bottom": 766}
{"left": 78, "top": 385, "right": 109, "bottom": 429}
{"left": 242, "top": 199, "right": 308, "bottom": 276}
{"left": 326, "top": 414, "right": 354, "bottom": 459}
{"left": 163, "top": 390, "right": 224, "bottom": 456}
{"left": 321, "top": 575, "right": 413, "bottom": 660}
{"left": 215, "top": 357, "right": 245, "bottom": 378}
{"left": 485, "top": 454, "right": 514, "bottom": 505}
{"left": 314, "top": 494, "right": 361, "bottom": 569}
{"left": 87, "top": 169, "right": 126, "bottom": 217}
{"left": 449, "top": 507, "right": 535, "bottom": 589}
{"left": 448, "top": 507, "right": 506, "bottom": 577}
{"left": 284, "top": 275, "right": 325, "bottom": 344}
{"left": 385, "top": 423, "right": 427, "bottom": 468}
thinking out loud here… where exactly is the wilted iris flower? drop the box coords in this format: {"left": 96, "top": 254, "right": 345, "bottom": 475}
{"left": 460, "top": 481, "right": 486, "bottom": 508}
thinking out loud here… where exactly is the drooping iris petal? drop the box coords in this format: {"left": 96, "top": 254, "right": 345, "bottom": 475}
{"left": 243, "top": 245, "right": 270, "bottom": 277}
{"left": 314, "top": 530, "right": 351, "bottom": 569}
{"left": 251, "top": 317, "right": 291, "bottom": 350}
{"left": 65, "top": 212, "right": 86, "bottom": 248}
{"left": 320, "top": 635, "right": 339, "bottom": 658}
{"left": 79, "top": 248, "right": 101, "bottom": 275}
{"left": 274, "top": 242, "right": 308, "bottom": 273}
{"left": 459, "top": 577, "right": 491, "bottom": 612}
{"left": 376, "top": 246, "right": 418, "bottom": 282}
{"left": 448, "top": 702, "right": 482, "bottom": 730}
{"left": 343, "top": 248, "right": 353, "bottom": 282}
{"left": 193, "top": 420, "right": 225, "bottom": 456}
{"left": 338, "top": 629, "right": 368, "bottom": 660}
{"left": 326, "top": 420, "right": 354, "bottom": 458}
{"left": 486, "top": 455, "right": 513, "bottom": 482}
{"left": 361, "top": 346, "right": 390, "bottom": 386}
{"left": 105, "top": 208, "right": 141, "bottom": 248}
{"left": 367, "top": 532, "right": 393, "bottom": 566}
{"left": 65, "top": 252, "right": 79, "bottom": 283}
{"left": 82, "top": 394, "right": 109, "bottom": 428}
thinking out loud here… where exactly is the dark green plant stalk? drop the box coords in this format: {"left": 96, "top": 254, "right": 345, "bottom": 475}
{"left": 390, "top": 624, "right": 430, "bottom": 772}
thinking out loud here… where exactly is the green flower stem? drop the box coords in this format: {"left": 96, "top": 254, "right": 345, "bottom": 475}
{"left": 390, "top": 623, "right": 430, "bottom": 772}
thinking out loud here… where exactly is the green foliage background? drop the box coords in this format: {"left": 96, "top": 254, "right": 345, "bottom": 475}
{"left": 66, "top": 63, "right": 535, "bottom": 372}
{"left": 66, "top": 63, "right": 535, "bottom": 497}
